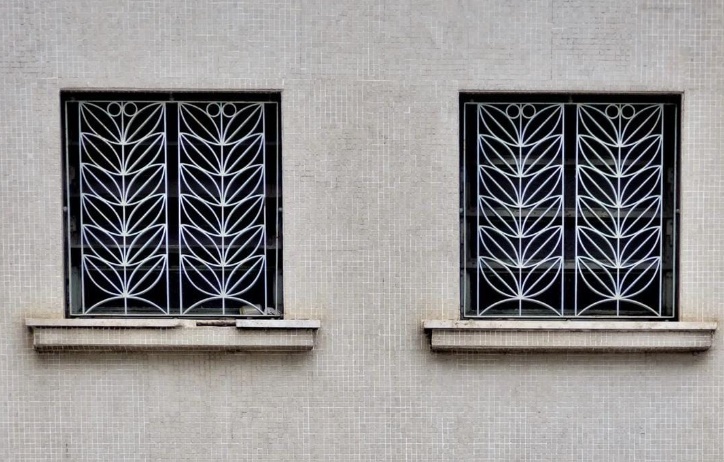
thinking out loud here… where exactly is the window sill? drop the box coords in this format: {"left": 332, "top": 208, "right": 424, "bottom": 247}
{"left": 423, "top": 320, "right": 717, "bottom": 353}
{"left": 25, "top": 318, "right": 320, "bottom": 352}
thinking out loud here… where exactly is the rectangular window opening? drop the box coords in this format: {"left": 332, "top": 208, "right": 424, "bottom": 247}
{"left": 62, "top": 91, "right": 283, "bottom": 318}
{"left": 460, "top": 93, "right": 680, "bottom": 319}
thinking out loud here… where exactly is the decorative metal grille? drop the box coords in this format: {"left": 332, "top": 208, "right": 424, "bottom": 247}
{"left": 461, "top": 95, "right": 678, "bottom": 319}
{"left": 64, "top": 93, "right": 282, "bottom": 317}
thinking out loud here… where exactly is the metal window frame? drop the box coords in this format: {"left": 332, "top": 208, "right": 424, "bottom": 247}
{"left": 459, "top": 93, "right": 681, "bottom": 320}
{"left": 61, "top": 91, "right": 283, "bottom": 318}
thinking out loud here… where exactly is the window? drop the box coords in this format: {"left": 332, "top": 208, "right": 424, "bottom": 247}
{"left": 461, "top": 94, "right": 679, "bottom": 319}
{"left": 63, "top": 92, "right": 282, "bottom": 317}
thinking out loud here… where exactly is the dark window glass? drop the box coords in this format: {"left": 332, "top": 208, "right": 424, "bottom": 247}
{"left": 63, "top": 92, "right": 283, "bottom": 317}
{"left": 460, "top": 94, "right": 679, "bottom": 319}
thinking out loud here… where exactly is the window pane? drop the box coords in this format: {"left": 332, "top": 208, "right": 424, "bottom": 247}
{"left": 461, "top": 95, "right": 678, "bottom": 319}
{"left": 64, "top": 93, "right": 283, "bottom": 317}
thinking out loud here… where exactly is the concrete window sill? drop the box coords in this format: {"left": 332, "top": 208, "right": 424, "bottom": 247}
{"left": 423, "top": 320, "right": 717, "bottom": 353}
{"left": 26, "top": 318, "right": 320, "bottom": 352}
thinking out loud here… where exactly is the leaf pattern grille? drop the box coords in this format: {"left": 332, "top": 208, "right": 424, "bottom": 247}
{"left": 463, "top": 98, "right": 677, "bottom": 318}
{"left": 476, "top": 104, "right": 565, "bottom": 317}
{"left": 178, "top": 103, "right": 268, "bottom": 316}
{"left": 65, "top": 95, "right": 281, "bottom": 317}
{"left": 575, "top": 104, "right": 664, "bottom": 316}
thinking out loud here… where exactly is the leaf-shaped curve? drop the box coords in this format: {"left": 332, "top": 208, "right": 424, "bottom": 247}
{"left": 223, "top": 164, "right": 264, "bottom": 206}
{"left": 520, "top": 165, "right": 562, "bottom": 206}
{"left": 479, "top": 165, "right": 518, "bottom": 207}
{"left": 224, "top": 133, "right": 264, "bottom": 175}
{"left": 126, "top": 194, "right": 166, "bottom": 235}
{"left": 478, "top": 225, "right": 520, "bottom": 265}
{"left": 125, "top": 164, "right": 165, "bottom": 204}
{"left": 224, "top": 195, "right": 265, "bottom": 236}
{"left": 224, "top": 225, "right": 265, "bottom": 266}
{"left": 521, "top": 104, "right": 562, "bottom": 146}
{"left": 223, "top": 103, "right": 263, "bottom": 145}
{"left": 478, "top": 104, "right": 519, "bottom": 146}
{"left": 180, "top": 164, "right": 223, "bottom": 204}
{"left": 179, "top": 132, "right": 222, "bottom": 174}
{"left": 126, "top": 224, "right": 166, "bottom": 265}
{"left": 83, "top": 255, "right": 124, "bottom": 296}
{"left": 82, "top": 225, "right": 123, "bottom": 265}
{"left": 578, "top": 135, "right": 617, "bottom": 175}
{"left": 180, "top": 224, "right": 222, "bottom": 266}
{"left": 180, "top": 195, "right": 223, "bottom": 237}
{"left": 225, "top": 255, "right": 265, "bottom": 296}
{"left": 125, "top": 132, "right": 165, "bottom": 174}
{"left": 577, "top": 257, "right": 617, "bottom": 298}
{"left": 578, "top": 165, "right": 618, "bottom": 208}
{"left": 181, "top": 255, "right": 223, "bottom": 296}
{"left": 619, "top": 257, "right": 660, "bottom": 299}
{"left": 619, "top": 227, "right": 661, "bottom": 267}
{"left": 82, "top": 195, "right": 123, "bottom": 235}
{"left": 521, "top": 257, "right": 562, "bottom": 297}
{"left": 620, "top": 197, "right": 661, "bottom": 237}
{"left": 620, "top": 166, "right": 661, "bottom": 208}
{"left": 479, "top": 135, "right": 518, "bottom": 176}
{"left": 521, "top": 134, "right": 562, "bottom": 175}
{"left": 478, "top": 196, "right": 519, "bottom": 237}
{"left": 81, "top": 133, "right": 122, "bottom": 174}
{"left": 80, "top": 103, "right": 121, "bottom": 144}
{"left": 179, "top": 103, "right": 221, "bottom": 144}
{"left": 126, "top": 254, "right": 167, "bottom": 296}
{"left": 621, "top": 105, "right": 662, "bottom": 146}
{"left": 479, "top": 257, "right": 519, "bottom": 298}
{"left": 81, "top": 164, "right": 123, "bottom": 203}
{"left": 621, "top": 136, "right": 661, "bottom": 175}
{"left": 124, "top": 103, "right": 164, "bottom": 144}
{"left": 522, "top": 226, "right": 562, "bottom": 266}
{"left": 577, "top": 197, "right": 617, "bottom": 238}
{"left": 519, "top": 196, "right": 562, "bottom": 239}
{"left": 577, "top": 226, "right": 617, "bottom": 267}
{"left": 578, "top": 105, "right": 618, "bottom": 146}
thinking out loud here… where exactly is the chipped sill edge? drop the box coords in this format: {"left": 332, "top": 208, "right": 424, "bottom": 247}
{"left": 25, "top": 318, "right": 321, "bottom": 353}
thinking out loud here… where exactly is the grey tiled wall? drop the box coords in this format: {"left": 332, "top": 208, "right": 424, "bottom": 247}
{"left": 1, "top": 0, "right": 723, "bottom": 460}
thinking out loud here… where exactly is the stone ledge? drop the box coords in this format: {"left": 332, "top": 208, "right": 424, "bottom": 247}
{"left": 26, "top": 318, "right": 320, "bottom": 352}
{"left": 25, "top": 318, "right": 182, "bottom": 328}
{"left": 236, "top": 319, "right": 321, "bottom": 329}
{"left": 423, "top": 320, "right": 717, "bottom": 353}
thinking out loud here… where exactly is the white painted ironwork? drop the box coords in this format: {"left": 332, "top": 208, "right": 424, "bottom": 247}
{"left": 67, "top": 97, "right": 278, "bottom": 317}
{"left": 575, "top": 104, "right": 664, "bottom": 316}
{"left": 77, "top": 102, "right": 169, "bottom": 314}
{"left": 476, "top": 103, "right": 565, "bottom": 317}
{"left": 467, "top": 100, "right": 674, "bottom": 318}
{"left": 178, "top": 103, "right": 268, "bottom": 316}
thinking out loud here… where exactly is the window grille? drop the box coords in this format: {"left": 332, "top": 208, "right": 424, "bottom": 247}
{"left": 63, "top": 92, "right": 282, "bottom": 317}
{"left": 460, "top": 94, "right": 679, "bottom": 319}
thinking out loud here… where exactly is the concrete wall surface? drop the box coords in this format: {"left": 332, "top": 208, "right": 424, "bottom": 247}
{"left": 1, "top": 0, "right": 723, "bottom": 460}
